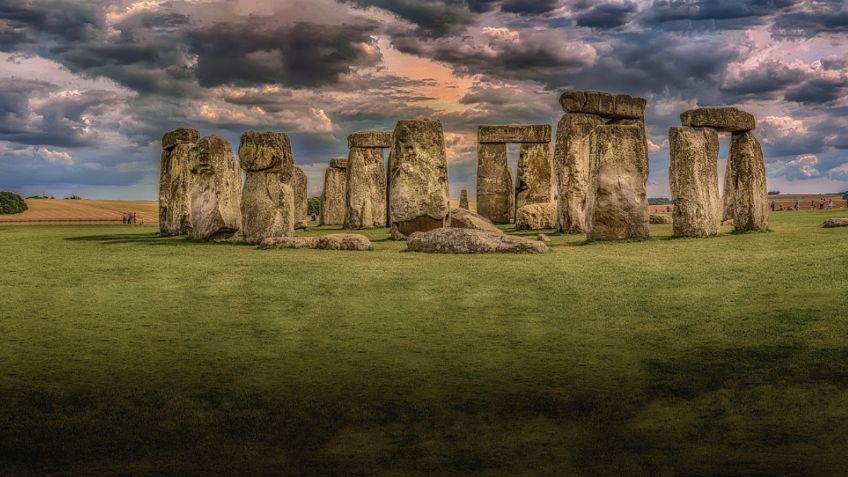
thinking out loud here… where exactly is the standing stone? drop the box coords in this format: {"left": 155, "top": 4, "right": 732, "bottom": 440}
{"left": 728, "top": 131, "right": 768, "bottom": 232}
{"left": 320, "top": 158, "right": 347, "bottom": 225}
{"left": 459, "top": 189, "right": 469, "bottom": 210}
{"left": 159, "top": 128, "right": 199, "bottom": 236}
{"left": 476, "top": 143, "right": 513, "bottom": 223}
{"left": 345, "top": 147, "right": 386, "bottom": 228}
{"left": 586, "top": 124, "right": 649, "bottom": 240}
{"left": 189, "top": 135, "right": 242, "bottom": 241}
{"left": 292, "top": 167, "right": 308, "bottom": 229}
{"left": 515, "top": 142, "right": 553, "bottom": 215}
{"left": 515, "top": 202, "right": 558, "bottom": 231}
{"left": 554, "top": 113, "right": 609, "bottom": 234}
{"left": 722, "top": 155, "right": 737, "bottom": 222}
{"left": 389, "top": 119, "right": 449, "bottom": 239}
{"left": 669, "top": 127, "right": 721, "bottom": 237}
{"left": 239, "top": 131, "right": 295, "bottom": 244}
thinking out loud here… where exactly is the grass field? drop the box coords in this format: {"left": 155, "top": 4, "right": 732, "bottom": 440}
{"left": 1, "top": 210, "right": 847, "bottom": 475}
{"left": 0, "top": 199, "right": 158, "bottom": 223}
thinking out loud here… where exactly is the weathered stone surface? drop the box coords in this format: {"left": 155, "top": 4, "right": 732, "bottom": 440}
{"left": 559, "top": 91, "right": 646, "bottom": 119}
{"left": 537, "top": 234, "right": 550, "bottom": 242}
{"left": 259, "top": 233, "right": 371, "bottom": 251}
{"left": 320, "top": 158, "right": 347, "bottom": 225}
{"left": 347, "top": 131, "right": 393, "bottom": 149}
{"left": 389, "top": 119, "right": 449, "bottom": 239}
{"left": 824, "top": 218, "right": 848, "bottom": 228}
{"left": 449, "top": 208, "right": 503, "bottom": 235}
{"left": 159, "top": 128, "right": 200, "bottom": 236}
{"left": 553, "top": 113, "right": 605, "bottom": 233}
{"left": 292, "top": 166, "right": 308, "bottom": 229}
{"left": 406, "top": 228, "right": 548, "bottom": 254}
{"left": 515, "top": 142, "right": 553, "bottom": 214}
{"left": 345, "top": 147, "right": 386, "bottom": 228}
{"left": 239, "top": 131, "right": 295, "bottom": 244}
{"left": 515, "top": 202, "right": 557, "bottom": 231}
{"left": 649, "top": 214, "right": 673, "bottom": 224}
{"left": 586, "top": 123, "right": 650, "bottom": 240}
{"left": 680, "top": 107, "right": 755, "bottom": 132}
{"left": 478, "top": 125, "right": 551, "bottom": 144}
{"left": 476, "top": 142, "right": 513, "bottom": 223}
{"left": 238, "top": 131, "right": 294, "bottom": 176}
{"left": 728, "top": 132, "right": 768, "bottom": 232}
{"left": 722, "top": 152, "right": 738, "bottom": 222}
{"left": 189, "top": 135, "right": 242, "bottom": 241}
{"left": 459, "top": 189, "right": 469, "bottom": 210}
{"left": 669, "top": 127, "right": 722, "bottom": 237}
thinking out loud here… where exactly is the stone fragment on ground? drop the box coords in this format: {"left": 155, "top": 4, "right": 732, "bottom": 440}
{"left": 406, "top": 228, "right": 548, "bottom": 254}
{"left": 823, "top": 218, "right": 848, "bottom": 228}
{"left": 259, "top": 233, "right": 372, "bottom": 251}
{"left": 649, "top": 214, "right": 673, "bottom": 224}
{"left": 449, "top": 208, "right": 503, "bottom": 235}
{"left": 515, "top": 202, "right": 558, "bottom": 230}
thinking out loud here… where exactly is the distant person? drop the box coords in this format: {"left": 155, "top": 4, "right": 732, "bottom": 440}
{"left": 132, "top": 212, "right": 137, "bottom": 224}
{"left": 794, "top": 199, "right": 800, "bottom": 210}
{"left": 140, "top": 217, "right": 144, "bottom": 225}
{"left": 122, "top": 213, "right": 127, "bottom": 224}
{"left": 770, "top": 200, "right": 776, "bottom": 211}
{"left": 828, "top": 199, "right": 833, "bottom": 209}
{"left": 820, "top": 198, "right": 825, "bottom": 209}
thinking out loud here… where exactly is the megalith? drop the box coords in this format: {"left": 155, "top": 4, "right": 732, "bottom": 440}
{"left": 515, "top": 202, "right": 558, "bottom": 231}
{"left": 476, "top": 143, "right": 512, "bottom": 223}
{"left": 680, "top": 107, "right": 756, "bottom": 133}
{"left": 189, "top": 135, "right": 242, "bottom": 241}
{"left": 389, "top": 119, "right": 450, "bottom": 239}
{"left": 345, "top": 146, "right": 386, "bottom": 228}
{"left": 459, "top": 189, "right": 469, "bottom": 210}
{"left": 320, "top": 158, "right": 347, "bottom": 225}
{"left": 585, "top": 123, "right": 650, "bottom": 241}
{"left": 728, "top": 131, "right": 768, "bottom": 232}
{"left": 669, "top": 127, "right": 721, "bottom": 237}
{"left": 515, "top": 142, "right": 553, "bottom": 214}
{"left": 292, "top": 166, "right": 308, "bottom": 229}
{"left": 159, "top": 127, "right": 200, "bottom": 236}
{"left": 238, "top": 131, "right": 295, "bottom": 244}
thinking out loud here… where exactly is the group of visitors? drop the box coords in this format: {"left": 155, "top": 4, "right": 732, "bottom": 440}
{"left": 122, "top": 212, "right": 143, "bottom": 224}
{"left": 769, "top": 198, "right": 842, "bottom": 212}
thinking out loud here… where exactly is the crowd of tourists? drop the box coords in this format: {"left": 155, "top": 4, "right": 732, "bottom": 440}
{"left": 769, "top": 198, "right": 844, "bottom": 212}
{"left": 122, "top": 212, "right": 143, "bottom": 224}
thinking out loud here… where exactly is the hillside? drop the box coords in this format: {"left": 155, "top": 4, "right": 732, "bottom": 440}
{"left": 0, "top": 199, "right": 158, "bottom": 223}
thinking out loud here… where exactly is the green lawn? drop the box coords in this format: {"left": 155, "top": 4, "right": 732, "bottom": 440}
{"left": 1, "top": 210, "right": 847, "bottom": 476}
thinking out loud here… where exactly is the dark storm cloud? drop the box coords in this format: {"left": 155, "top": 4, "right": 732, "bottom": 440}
{"left": 0, "top": 0, "right": 103, "bottom": 46}
{"left": 569, "top": 1, "right": 638, "bottom": 28}
{"left": 339, "top": 0, "right": 485, "bottom": 36}
{"left": 643, "top": 0, "right": 794, "bottom": 28}
{"left": 784, "top": 78, "right": 848, "bottom": 104}
{"left": 500, "top": 0, "right": 561, "bottom": 16}
{"left": 773, "top": 2, "right": 848, "bottom": 38}
{"left": 720, "top": 60, "right": 807, "bottom": 99}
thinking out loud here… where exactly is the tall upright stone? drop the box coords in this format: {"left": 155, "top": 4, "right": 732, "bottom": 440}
{"left": 238, "top": 131, "right": 295, "bottom": 244}
{"left": 476, "top": 143, "right": 512, "bottom": 223}
{"left": 292, "top": 166, "right": 308, "bottom": 229}
{"left": 459, "top": 189, "right": 469, "bottom": 210}
{"left": 586, "top": 123, "right": 649, "bottom": 241}
{"left": 389, "top": 119, "right": 449, "bottom": 239}
{"left": 189, "top": 135, "right": 242, "bottom": 241}
{"left": 515, "top": 142, "right": 553, "bottom": 215}
{"left": 320, "top": 158, "right": 347, "bottom": 225}
{"left": 669, "top": 127, "right": 721, "bottom": 237}
{"left": 554, "top": 113, "right": 605, "bottom": 233}
{"left": 345, "top": 147, "right": 386, "bottom": 228}
{"left": 728, "top": 131, "right": 768, "bottom": 232}
{"left": 722, "top": 156, "right": 738, "bottom": 222}
{"left": 159, "top": 128, "right": 200, "bottom": 236}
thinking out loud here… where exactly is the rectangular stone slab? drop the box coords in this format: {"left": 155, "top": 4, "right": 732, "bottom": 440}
{"left": 476, "top": 143, "right": 513, "bottom": 223}
{"left": 669, "top": 127, "right": 721, "bottom": 237}
{"left": 728, "top": 131, "right": 768, "bottom": 231}
{"left": 515, "top": 143, "right": 553, "bottom": 215}
{"left": 189, "top": 135, "right": 242, "bottom": 241}
{"left": 680, "top": 107, "right": 755, "bottom": 132}
{"left": 559, "top": 91, "right": 646, "bottom": 119}
{"left": 241, "top": 173, "right": 295, "bottom": 244}
{"left": 553, "top": 112, "right": 605, "bottom": 233}
{"left": 159, "top": 129, "right": 199, "bottom": 236}
{"left": 478, "top": 125, "right": 551, "bottom": 144}
{"left": 347, "top": 131, "right": 393, "bottom": 149}
{"left": 292, "top": 166, "right": 308, "bottom": 229}
{"left": 321, "top": 158, "right": 348, "bottom": 225}
{"left": 345, "top": 147, "right": 387, "bottom": 228}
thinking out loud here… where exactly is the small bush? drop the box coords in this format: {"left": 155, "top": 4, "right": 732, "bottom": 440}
{"left": 65, "top": 195, "right": 82, "bottom": 200}
{"left": 308, "top": 196, "right": 321, "bottom": 216}
{"left": 0, "top": 191, "right": 28, "bottom": 214}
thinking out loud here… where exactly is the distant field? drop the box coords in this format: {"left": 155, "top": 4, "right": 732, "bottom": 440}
{"left": 0, "top": 199, "right": 158, "bottom": 224}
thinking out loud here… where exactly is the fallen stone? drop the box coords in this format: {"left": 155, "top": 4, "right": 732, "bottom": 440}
{"left": 680, "top": 107, "right": 755, "bottom": 132}
{"left": 239, "top": 131, "right": 295, "bottom": 244}
{"left": 537, "top": 234, "right": 550, "bottom": 242}
{"left": 515, "top": 202, "right": 558, "bottom": 231}
{"left": 459, "top": 189, "right": 469, "bottom": 210}
{"left": 515, "top": 142, "right": 553, "bottom": 213}
{"left": 649, "top": 214, "right": 672, "bottom": 224}
{"left": 559, "top": 91, "right": 646, "bottom": 119}
{"left": 586, "top": 123, "right": 650, "bottom": 241}
{"left": 728, "top": 131, "right": 768, "bottom": 232}
{"left": 345, "top": 147, "right": 386, "bottom": 228}
{"left": 669, "top": 127, "right": 722, "bottom": 237}
{"left": 189, "top": 135, "right": 242, "bottom": 241}
{"left": 159, "top": 128, "right": 200, "bottom": 236}
{"left": 476, "top": 142, "right": 513, "bottom": 223}
{"left": 320, "top": 158, "right": 347, "bottom": 225}
{"left": 554, "top": 113, "right": 604, "bottom": 233}
{"left": 478, "top": 125, "right": 551, "bottom": 144}
{"left": 259, "top": 233, "right": 371, "bottom": 251}
{"left": 389, "top": 119, "right": 450, "bottom": 239}
{"left": 406, "top": 228, "right": 548, "bottom": 254}
{"left": 449, "top": 208, "right": 503, "bottom": 235}
{"left": 824, "top": 218, "right": 848, "bottom": 228}
{"left": 347, "top": 131, "right": 393, "bottom": 149}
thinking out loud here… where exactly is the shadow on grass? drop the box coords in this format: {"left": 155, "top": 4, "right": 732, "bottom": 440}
{"left": 64, "top": 233, "right": 251, "bottom": 247}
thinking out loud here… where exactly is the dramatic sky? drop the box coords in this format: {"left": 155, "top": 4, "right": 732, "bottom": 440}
{"left": 1, "top": 0, "right": 847, "bottom": 199}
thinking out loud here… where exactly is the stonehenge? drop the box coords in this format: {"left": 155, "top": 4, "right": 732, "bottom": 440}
{"left": 554, "top": 91, "right": 649, "bottom": 238}
{"left": 389, "top": 119, "right": 450, "bottom": 239}
{"left": 189, "top": 135, "right": 242, "bottom": 241}
{"left": 320, "top": 158, "right": 347, "bottom": 225}
{"left": 239, "top": 131, "right": 296, "bottom": 244}
{"left": 159, "top": 128, "right": 200, "bottom": 235}
{"left": 345, "top": 131, "right": 390, "bottom": 229}
{"left": 476, "top": 124, "right": 552, "bottom": 227}
{"left": 292, "top": 166, "right": 308, "bottom": 229}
